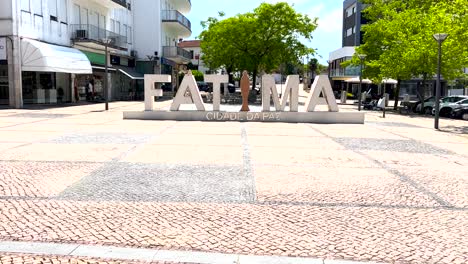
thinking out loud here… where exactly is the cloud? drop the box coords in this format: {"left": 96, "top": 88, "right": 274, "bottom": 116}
{"left": 315, "top": 7, "right": 343, "bottom": 34}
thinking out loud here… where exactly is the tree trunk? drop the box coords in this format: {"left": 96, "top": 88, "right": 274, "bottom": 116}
{"left": 420, "top": 74, "right": 427, "bottom": 114}
{"left": 393, "top": 79, "right": 401, "bottom": 111}
{"left": 249, "top": 68, "right": 259, "bottom": 103}
{"left": 226, "top": 66, "right": 234, "bottom": 84}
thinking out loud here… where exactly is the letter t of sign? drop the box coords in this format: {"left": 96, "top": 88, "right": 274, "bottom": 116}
{"left": 205, "top": 75, "right": 228, "bottom": 111}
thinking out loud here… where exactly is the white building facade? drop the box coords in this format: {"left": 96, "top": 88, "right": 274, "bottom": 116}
{"left": 178, "top": 40, "right": 210, "bottom": 74}
{"left": 133, "top": 0, "right": 192, "bottom": 91}
{"left": 0, "top": 0, "right": 135, "bottom": 108}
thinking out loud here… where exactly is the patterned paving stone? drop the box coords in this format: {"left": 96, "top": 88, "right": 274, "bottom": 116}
{"left": 0, "top": 200, "right": 467, "bottom": 264}
{"left": 0, "top": 254, "right": 193, "bottom": 264}
{"left": 0, "top": 144, "right": 134, "bottom": 162}
{"left": 59, "top": 163, "right": 255, "bottom": 203}
{"left": 387, "top": 166, "right": 468, "bottom": 208}
{"left": 0, "top": 161, "right": 102, "bottom": 198}
{"left": 48, "top": 133, "right": 155, "bottom": 145}
{"left": 333, "top": 138, "right": 454, "bottom": 155}
{"left": 7, "top": 113, "right": 73, "bottom": 119}
{"left": 254, "top": 166, "right": 440, "bottom": 207}
{"left": 1, "top": 101, "right": 467, "bottom": 264}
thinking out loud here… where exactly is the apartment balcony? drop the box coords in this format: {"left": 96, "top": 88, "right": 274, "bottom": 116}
{"left": 71, "top": 24, "right": 127, "bottom": 51}
{"left": 330, "top": 67, "right": 360, "bottom": 78}
{"left": 162, "top": 46, "right": 193, "bottom": 64}
{"left": 90, "top": 0, "right": 127, "bottom": 9}
{"left": 172, "top": 0, "right": 191, "bottom": 14}
{"left": 161, "top": 10, "right": 192, "bottom": 38}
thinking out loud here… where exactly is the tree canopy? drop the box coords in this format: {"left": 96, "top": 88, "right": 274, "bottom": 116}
{"left": 198, "top": 2, "right": 318, "bottom": 88}
{"left": 349, "top": 0, "right": 468, "bottom": 83}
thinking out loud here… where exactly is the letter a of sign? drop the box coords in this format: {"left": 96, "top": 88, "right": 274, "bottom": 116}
{"left": 170, "top": 71, "right": 205, "bottom": 111}
{"left": 262, "top": 75, "right": 299, "bottom": 112}
{"left": 305, "top": 75, "right": 339, "bottom": 112}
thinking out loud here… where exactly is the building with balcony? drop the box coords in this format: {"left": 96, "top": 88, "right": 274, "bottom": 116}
{"left": 133, "top": 0, "right": 192, "bottom": 92}
{"left": 0, "top": 0, "right": 136, "bottom": 108}
{"left": 178, "top": 40, "right": 210, "bottom": 74}
{"left": 328, "top": 0, "right": 369, "bottom": 96}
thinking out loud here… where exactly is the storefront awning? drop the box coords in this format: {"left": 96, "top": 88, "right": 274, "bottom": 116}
{"left": 21, "top": 38, "right": 92, "bottom": 74}
{"left": 117, "top": 66, "right": 144, "bottom": 80}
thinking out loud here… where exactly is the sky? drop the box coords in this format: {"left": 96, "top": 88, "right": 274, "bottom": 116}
{"left": 185, "top": 0, "right": 344, "bottom": 65}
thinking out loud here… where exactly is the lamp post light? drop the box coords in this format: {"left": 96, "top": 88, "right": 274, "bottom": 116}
{"left": 102, "top": 38, "right": 112, "bottom": 111}
{"left": 357, "top": 54, "right": 366, "bottom": 111}
{"left": 433, "top": 33, "right": 448, "bottom": 130}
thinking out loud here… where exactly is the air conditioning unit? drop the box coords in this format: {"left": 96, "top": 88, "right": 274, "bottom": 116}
{"left": 76, "top": 29, "right": 87, "bottom": 39}
{"left": 108, "top": 37, "right": 117, "bottom": 45}
{"left": 130, "top": 50, "right": 138, "bottom": 58}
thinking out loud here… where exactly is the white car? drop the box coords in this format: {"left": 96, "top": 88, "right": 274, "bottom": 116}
{"left": 432, "top": 96, "right": 468, "bottom": 117}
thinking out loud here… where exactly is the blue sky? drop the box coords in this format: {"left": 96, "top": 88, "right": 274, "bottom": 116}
{"left": 186, "top": 0, "right": 344, "bottom": 65}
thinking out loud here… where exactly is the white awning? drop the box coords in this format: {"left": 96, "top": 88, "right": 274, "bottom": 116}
{"left": 345, "top": 77, "right": 372, "bottom": 84}
{"left": 383, "top": 79, "right": 398, "bottom": 84}
{"left": 21, "top": 38, "right": 92, "bottom": 74}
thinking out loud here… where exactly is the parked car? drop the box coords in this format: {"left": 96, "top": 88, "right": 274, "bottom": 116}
{"left": 414, "top": 96, "right": 436, "bottom": 114}
{"left": 196, "top": 81, "right": 210, "bottom": 92}
{"left": 451, "top": 105, "right": 468, "bottom": 119}
{"left": 432, "top": 96, "right": 468, "bottom": 117}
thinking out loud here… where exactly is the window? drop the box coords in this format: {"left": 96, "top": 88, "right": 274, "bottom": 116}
{"left": 128, "top": 26, "right": 132, "bottom": 44}
{"left": 346, "top": 28, "right": 353, "bottom": 36}
{"left": 100, "top": 14, "right": 106, "bottom": 29}
{"left": 21, "top": 0, "right": 30, "bottom": 12}
{"left": 32, "top": 0, "right": 42, "bottom": 15}
{"left": 80, "top": 8, "right": 88, "bottom": 25}
{"left": 49, "top": 0, "right": 57, "bottom": 17}
{"left": 346, "top": 4, "right": 356, "bottom": 17}
{"left": 116, "top": 21, "right": 120, "bottom": 35}
{"left": 72, "top": 4, "right": 80, "bottom": 24}
{"left": 123, "top": 24, "right": 127, "bottom": 38}
{"left": 59, "top": 0, "right": 67, "bottom": 23}
{"left": 110, "top": 19, "right": 115, "bottom": 32}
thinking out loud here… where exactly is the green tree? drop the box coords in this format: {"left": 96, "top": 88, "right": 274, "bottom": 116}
{"left": 346, "top": 0, "right": 468, "bottom": 110}
{"left": 199, "top": 2, "right": 318, "bottom": 90}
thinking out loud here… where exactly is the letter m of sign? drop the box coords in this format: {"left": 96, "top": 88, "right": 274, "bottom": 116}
{"left": 262, "top": 75, "right": 299, "bottom": 112}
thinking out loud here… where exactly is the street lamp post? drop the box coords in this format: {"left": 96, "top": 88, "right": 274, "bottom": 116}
{"left": 433, "top": 33, "right": 448, "bottom": 130}
{"left": 102, "top": 38, "right": 112, "bottom": 111}
{"left": 358, "top": 54, "right": 366, "bottom": 111}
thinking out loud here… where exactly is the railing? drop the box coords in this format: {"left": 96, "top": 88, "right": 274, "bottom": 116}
{"left": 163, "top": 46, "right": 193, "bottom": 60}
{"left": 330, "top": 66, "right": 361, "bottom": 77}
{"left": 161, "top": 10, "right": 191, "bottom": 33}
{"left": 71, "top": 24, "right": 127, "bottom": 49}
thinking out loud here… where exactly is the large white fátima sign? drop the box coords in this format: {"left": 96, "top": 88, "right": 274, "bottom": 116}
{"left": 123, "top": 73, "right": 365, "bottom": 124}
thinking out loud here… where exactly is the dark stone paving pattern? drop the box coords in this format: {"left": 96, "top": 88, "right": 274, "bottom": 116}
{"left": 59, "top": 163, "right": 255, "bottom": 203}
{"left": 48, "top": 133, "right": 155, "bottom": 145}
{"left": 334, "top": 138, "right": 454, "bottom": 155}
{"left": 366, "top": 121, "right": 422, "bottom": 128}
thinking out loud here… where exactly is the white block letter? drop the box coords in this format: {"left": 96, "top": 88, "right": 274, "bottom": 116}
{"left": 305, "top": 75, "right": 339, "bottom": 112}
{"left": 262, "top": 75, "right": 299, "bottom": 112}
{"left": 170, "top": 71, "right": 205, "bottom": 111}
{"left": 144, "top": 74, "right": 171, "bottom": 111}
{"left": 205, "top": 75, "right": 228, "bottom": 111}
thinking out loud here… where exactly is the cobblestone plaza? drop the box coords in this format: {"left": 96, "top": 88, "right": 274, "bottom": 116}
{"left": 0, "top": 100, "right": 467, "bottom": 263}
